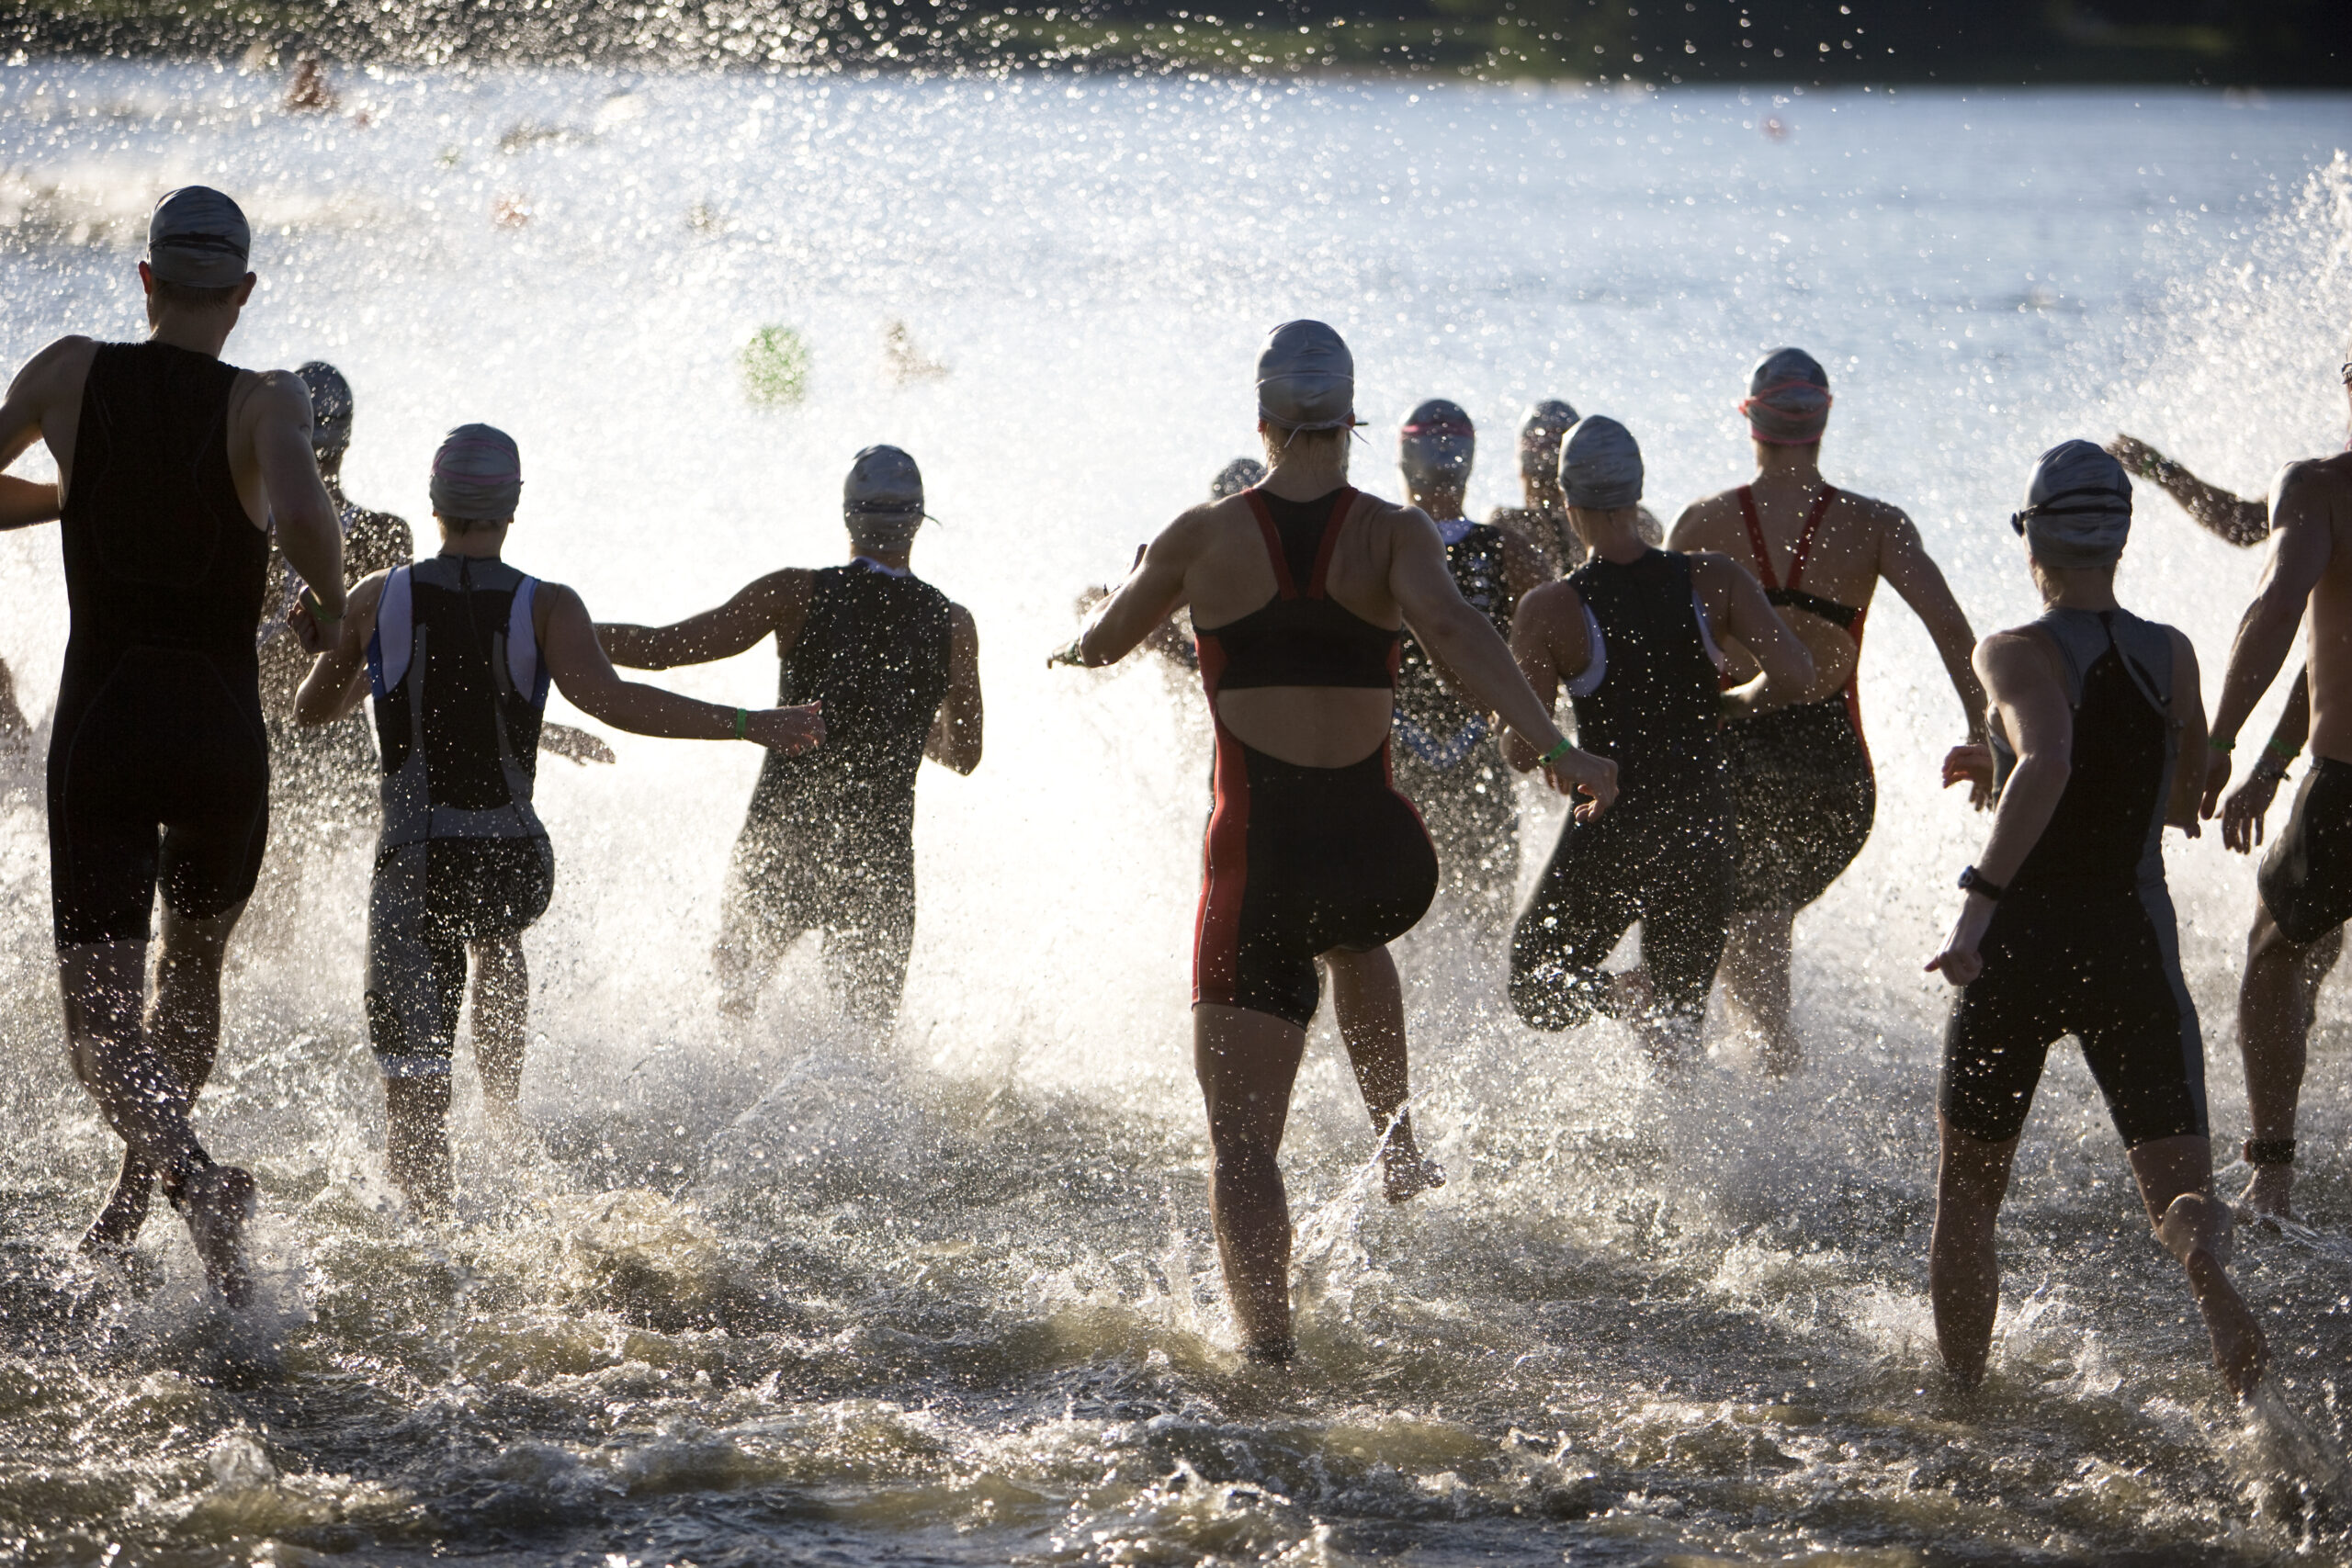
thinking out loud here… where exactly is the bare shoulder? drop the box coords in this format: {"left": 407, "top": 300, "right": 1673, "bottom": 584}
{"left": 1668, "top": 488, "right": 1741, "bottom": 548}
{"left": 1835, "top": 487, "right": 1912, "bottom": 534}
{"left": 8, "top": 334, "right": 96, "bottom": 397}
{"left": 1517, "top": 577, "right": 1585, "bottom": 621}
{"left": 347, "top": 567, "right": 394, "bottom": 612}
{"left": 1362, "top": 494, "right": 1441, "bottom": 546}
{"left": 1979, "top": 625, "right": 2064, "bottom": 688}
{"left": 235, "top": 366, "right": 313, "bottom": 427}
{"left": 945, "top": 599, "right": 978, "bottom": 637}
{"left": 2276, "top": 452, "right": 2352, "bottom": 510}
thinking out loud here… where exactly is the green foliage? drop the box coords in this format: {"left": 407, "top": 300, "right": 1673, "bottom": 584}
{"left": 741, "top": 324, "right": 810, "bottom": 408}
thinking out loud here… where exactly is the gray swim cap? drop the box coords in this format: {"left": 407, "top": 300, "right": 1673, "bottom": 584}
{"left": 296, "top": 361, "right": 353, "bottom": 455}
{"left": 1210, "top": 457, "right": 1267, "bottom": 500}
{"left": 844, "top": 445, "right": 927, "bottom": 536}
{"left": 2013, "top": 438, "right": 2132, "bottom": 569}
{"left": 1399, "top": 398, "right": 1475, "bottom": 480}
{"left": 1518, "top": 399, "right": 1579, "bottom": 479}
{"left": 145, "top": 186, "right": 251, "bottom": 288}
{"left": 1559, "top": 416, "right": 1644, "bottom": 511}
{"left": 1256, "top": 320, "right": 1355, "bottom": 433}
{"left": 429, "top": 423, "right": 523, "bottom": 522}
{"left": 1741, "top": 347, "right": 1833, "bottom": 446}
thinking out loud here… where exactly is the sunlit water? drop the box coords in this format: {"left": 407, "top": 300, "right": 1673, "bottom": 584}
{"left": 2, "top": 63, "right": 2351, "bottom": 1566}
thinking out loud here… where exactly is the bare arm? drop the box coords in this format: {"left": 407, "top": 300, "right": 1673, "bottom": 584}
{"left": 2221, "top": 666, "right": 2310, "bottom": 854}
{"left": 2202, "top": 462, "right": 2335, "bottom": 816}
{"left": 253, "top": 371, "right": 344, "bottom": 617}
{"left": 1498, "top": 525, "right": 1548, "bottom": 612}
{"left": 294, "top": 571, "right": 388, "bottom": 725}
{"left": 924, "top": 604, "right": 982, "bottom": 773}
{"left": 1500, "top": 581, "right": 1589, "bottom": 770}
{"left": 0, "top": 475, "right": 58, "bottom": 530}
{"left": 2110, "top": 435, "right": 2269, "bottom": 547}
{"left": 1067, "top": 513, "right": 1197, "bottom": 668}
{"left": 541, "top": 582, "right": 822, "bottom": 750}
{"left": 1928, "top": 631, "right": 2072, "bottom": 984}
{"left": 1388, "top": 511, "right": 1615, "bottom": 815}
{"left": 2165, "top": 626, "right": 2207, "bottom": 832}
{"left": 1877, "top": 509, "right": 1988, "bottom": 747}
{"left": 1699, "top": 553, "right": 1815, "bottom": 715}
{"left": 596, "top": 570, "right": 808, "bottom": 670}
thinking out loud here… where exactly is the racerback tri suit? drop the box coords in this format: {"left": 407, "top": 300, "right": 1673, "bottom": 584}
{"left": 1510, "top": 548, "right": 1736, "bottom": 1031}
{"left": 1940, "top": 607, "right": 2206, "bottom": 1148}
{"left": 1722, "top": 484, "right": 1876, "bottom": 913}
{"left": 1193, "top": 486, "right": 1440, "bottom": 1029}
{"left": 721, "top": 557, "right": 954, "bottom": 1026}
{"left": 1391, "top": 517, "right": 1521, "bottom": 927}
{"left": 362, "top": 554, "right": 555, "bottom": 1079}
{"left": 49, "top": 340, "right": 271, "bottom": 947}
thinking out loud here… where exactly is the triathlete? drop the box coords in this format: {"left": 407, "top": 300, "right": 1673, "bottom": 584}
{"left": 1058, "top": 321, "right": 1616, "bottom": 1361}
{"left": 2192, "top": 350, "right": 2352, "bottom": 1220}
{"left": 1507, "top": 417, "right": 1813, "bottom": 1067}
{"left": 1489, "top": 400, "right": 1663, "bottom": 574}
{"left": 1670, "top": 346, "right": 1987, "bottom": 1074}
{"left": 0, "top": 186, "right": 347, "bottom": 1303}
{"left": 1388, "top": 400, "right": 1547, "bottom": 935}
{"left": 295, "top": 424, "right": 824, "bottom": 1212}
{"left": 598, "top": 446, "right": 981, "bottom": 1032}
{"left": 1930, "top": 440, "right": 2265, "bottom": 1400}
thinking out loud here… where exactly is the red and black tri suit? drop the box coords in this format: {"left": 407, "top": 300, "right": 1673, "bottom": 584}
{"left": 1190, "top": 486, "right": 1440, "bottom": 1029}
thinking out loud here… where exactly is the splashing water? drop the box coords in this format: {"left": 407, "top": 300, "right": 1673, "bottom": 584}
{"left": 1, "top": 63, "right": 2351, "bottom": 1566}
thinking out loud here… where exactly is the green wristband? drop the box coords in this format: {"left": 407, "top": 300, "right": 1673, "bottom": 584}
{"left": 300, "top": 586, "right": 342, "bottom": 625}
{"left": 2207, "top": 735, "right": 2234, "bottom": 753}
{"left": 1536, "top": 737, "right": 1576, "bottom": 766}
{"left": 2265, "top": 738, "right": 2301, "bottom": 763}
{"left": 733, "top": 706, "right": 748, "bottom": 740}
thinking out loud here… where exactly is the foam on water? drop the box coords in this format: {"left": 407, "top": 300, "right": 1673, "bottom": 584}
{"left": 1, "top": 62, "right": 2351, "bottom": 1565}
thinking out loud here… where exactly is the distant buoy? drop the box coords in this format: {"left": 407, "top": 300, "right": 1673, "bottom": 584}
{"left": 741, "top": 325, "right": 810, "bottom": 406}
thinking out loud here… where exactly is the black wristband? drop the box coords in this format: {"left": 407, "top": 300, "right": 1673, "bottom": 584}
{"left": 2244, "top": 1137, "right": 2296, "bottom": 1168}
{"left": 1957, "top": 864, "right": 2006, "bottom": 901}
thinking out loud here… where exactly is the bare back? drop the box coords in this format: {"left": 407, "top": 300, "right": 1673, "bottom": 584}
{"left": 2286, "top": 453, "right": 2352, "bottom": 764}
{"left": 1673, "top": 480, "right": 1899, "bottom": 618}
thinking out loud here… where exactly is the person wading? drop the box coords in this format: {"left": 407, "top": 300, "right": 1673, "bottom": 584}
{"left": 0, "top": 186, "right": 346, "bottom": 1302}
{"left": 598, "top": 446, "right": 981, "bottom": 1032}
{"left": 1670, "top": 346, "right": 1987, "bottom": 1074}
{"left": 1931, "top": 440, "right": 2265, "bottom": 1400}
{"left": 295, "top": 424, "right": 824, "bottom": 1212}
{"left": 2193, "top": 345, "right": 2352, "bottom": 1219}
{"left": 1057, "top": 321, "right": 1616, "bottom": 1361}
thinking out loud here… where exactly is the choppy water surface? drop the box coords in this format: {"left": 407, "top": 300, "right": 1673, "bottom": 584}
{"left": 2, "top": 64, "right": 2352, "bottom": 1567}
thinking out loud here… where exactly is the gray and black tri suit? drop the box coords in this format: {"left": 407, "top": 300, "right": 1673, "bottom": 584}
{"left": 362, "top": 555, "right": 555, "bottom": 1079}
{"left": 1389, "top": 518, "right": 1520, "bottom": 926}
{"left": 1510, "top": 548, "right": 1737, "bottom": 1032}
{"left": 1940, "top": 606, "right": 2206, "bottom": 1148}
{"left": 721, "top": 558, "right": 953, "bottom": 1024}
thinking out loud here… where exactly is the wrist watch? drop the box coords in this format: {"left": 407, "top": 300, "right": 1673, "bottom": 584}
{"left": 1956, "top": 864, "right": 2006, "bottom": 901}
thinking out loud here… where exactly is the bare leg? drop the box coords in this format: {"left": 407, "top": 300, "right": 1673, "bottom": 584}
{"left": 1323, "top": 945, "right": 1443, "bottom": 1203}
{"left": 469, "top": 933, "right": 529, "bottom": 1112}
{"left": 2129, "top": 1134, "right": 2269, "bottom": 1400}
{"left": 0, "top": 656, "right": 27, "bottom": 743}
{"left": 60, "top": 908, "right": 256, "bottom": 1303}
{"left": 1193, "top": 1002, "right": 1308, "bottom": 1359}
{"left": 1929, "top": 1116, "right": 2017, "bottom": 1390}
{"left": 2234, "top": 907, "right": 2339, "bottom": 1219}
{"left": 83, "top": 906, "right": 240, "bottom": 1250}
{"left": 1719, "top": 903, "right": 1800, "bottom": 1076}
{"left": 384, "top": 1073, "right": 455, "bottom": 1215}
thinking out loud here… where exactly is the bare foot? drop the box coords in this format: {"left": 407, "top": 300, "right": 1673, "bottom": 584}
{"left": 77, "top": 1149, "right": 157, "bottom": 1256}
{"left": 2159, "top": 1193, "right": 2267, "bottom": 1400}
{"left": 171, "top": 1164, "right": 257, "bottom": 1309}
{"left": 1382, "top": 1140, "right": 1446, "bottom": 1205}
{"left": 2236, "top": 1165, "right": 2293, "bottom": 1223}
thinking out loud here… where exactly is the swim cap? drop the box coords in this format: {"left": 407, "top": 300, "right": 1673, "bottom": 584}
{"left": 296, "top": 360, "right": 353, "bottom": 455}
{"left": 1559, "top": 416, "right": 1644, "bottom": 510}
{"left": 145, "top": 186, "right": 250, "bottom": 288}
{"left": 1399, "top": 398, "right": 1475, "bottom": 480}
{"left": 1256, "top": 320, "right": 1355, "bottom": 432}
{"left": 844, "top": 445, "right": 926, "bottom": 533}
{"left": 1740, "top": 347, "right": 1834, "bottom": 446}
{"left": 429, "top": 423, "right": 523, "bottom": 522}
{"left": 1210, "top": 457, "right": 1267, "bottom": 500}
{"left": 1518, "top": 399, "right": 1579, "bottom": 479}
{"left": 2012, "top": 438, "right": 2132, "bottom": 569}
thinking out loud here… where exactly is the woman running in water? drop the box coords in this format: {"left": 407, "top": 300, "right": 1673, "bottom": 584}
{"left": 1059, "top": 321, "right": 1614, "bottom": 1362}
{"left": 1669, "top": 347, "right": 1987, "bottom": 1074}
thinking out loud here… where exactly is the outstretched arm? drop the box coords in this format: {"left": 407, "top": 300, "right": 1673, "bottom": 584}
{"left": 1928, "top": 631, "right": 2072, "bottom": 985}
{"left": 1878, "top": 510, "right": 1989, "bottom": 749}
{"left": 596, "top": 570, "right": 807, "bottom": 670}
{"left": 2110, "top": 435, "right": 2269, "bottom": 547}
{"left": 294, "top": 571, "right": 390, "bottom": 724}
{"left": 541, "top": 583, "right": 823, "bottom": 751}
{"left": 2203, "top": 462, "right": 2335, "bottom": 815}
{"left": 925, "top": 604, "right": 983, "bottom": 773}
{"left": 1065, "top": 514, "right": 1197, "bottom": 668}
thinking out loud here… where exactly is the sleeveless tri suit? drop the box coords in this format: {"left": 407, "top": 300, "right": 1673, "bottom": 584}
{"left": 362, "top": 555, "right": 555, "bottom": 1078}
{"left": 1722, "top": 485, "right": 1876, "bottom": 913}
{"left": 1939, "top": 607, "right": 2207, "bottom": 1148}
{"left": 1192, "top": 487, "right": 1440, "bottom": 1029}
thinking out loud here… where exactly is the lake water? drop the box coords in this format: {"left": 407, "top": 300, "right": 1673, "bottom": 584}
{"left": 2, "top": 62, "right": 2351, "bottom": 1567}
